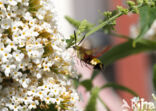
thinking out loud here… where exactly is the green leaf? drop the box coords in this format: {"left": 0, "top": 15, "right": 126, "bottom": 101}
{"left": 73, "top": 79, "right": 79, "bottom": 89}
{"left": 136, "top": 6, "right": 156, "bottom": 40}
{"left": 80, "top": 79, "right": 93, "bottom": 91}
{"left": 153, "top": 64, "right": 156, "bottom": 91}
{"left": 100, "top": 39, "right": 156, "bottom": 66}
{"left": 65, "top": 16, "right": 93, "bottom": 32}
{"left": 91, "top": 70, "right": 100, "bottom": 80}
{"left": 101, "top": 83, "right": 138, "bottom": 96}
{"left": 65, "top": 16, "right": 81, "bottom": 29}
{"left": 72, "top": 75, "right": 81, "bottom": 89}
{"left": 85, "top": 87, "right": 100, "bottom": 111}
{"left": 78, "top": 20, "right": 94, "bottom": 33}
{"left": 66, "top": 35, "right": 75, "bottom": 49}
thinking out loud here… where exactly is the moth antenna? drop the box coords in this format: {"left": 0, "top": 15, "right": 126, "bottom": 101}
{"left": 73, "top": 31, "right": 79, "bottom": 57}
{"left": 74, "top": 31, "right": 77, "bottom": 47}
{"left": 78, "top": 34, "right": 86, "bottom": 45}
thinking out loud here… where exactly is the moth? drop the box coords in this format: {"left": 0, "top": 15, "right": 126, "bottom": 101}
{"left": 73, "top": 31, "right": 110, "bottom": 71}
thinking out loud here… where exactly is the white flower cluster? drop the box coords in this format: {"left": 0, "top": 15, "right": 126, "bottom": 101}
{"left": 0, "top": 0, "right": 79, "bottom": 111}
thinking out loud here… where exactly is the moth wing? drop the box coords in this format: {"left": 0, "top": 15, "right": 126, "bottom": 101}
{"left": 91, "top": 46, "right": 111, "bottom": 58}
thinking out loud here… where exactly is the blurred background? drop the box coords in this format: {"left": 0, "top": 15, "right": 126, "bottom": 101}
{"left": 55, "top": 0, "right": 153, "bottom": 110}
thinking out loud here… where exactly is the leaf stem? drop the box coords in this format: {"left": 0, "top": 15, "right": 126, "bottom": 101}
{"left": 98, "top": 96, "right": 110, "bottom": 111}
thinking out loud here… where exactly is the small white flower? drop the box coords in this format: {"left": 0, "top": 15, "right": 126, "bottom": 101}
{"left": 0, "top": 43, "right": 5, "bottom": 55}
{"left": 36, "top": 73, "right": 42, "bottom": 79}
{"left": 13, "top": 51, "right": 24, "bottom": 62}
{"left": 28, "top": 29, "right": 39, "bottom": 37}
{"left": 12, "top": 33, "right": 20, "bottom": 43}
{"left": 36, "top": 8, "right": 47, "bottom": 20}
{"left": 26, "top": 43, "right": 44, "bottom": 59}
{"left": 18, "top": 39, "right": 26, "bottom": 47}
{"left": 6, "top": 10, "right": 16, "bottom": 18}
{"left": 19, "top": 75, "right": 31, "bottom": 88}
{"left": 28, "top": 100, "right": 39, "bottom": 110}
{"left": 1, "top": 107, "right": 9, "bottom": 111}
{"left": 11, "top": 71, "right": 22, "bottom": 81}
{"left": 51, "top": 85, "right": 60, "bottom": 95}
{"left": 7, "top": 0, "right": 17, "bottom": 6}
{"left": 6, "top": 40, "right": 17, "bottom": 50}
{"left": 12, "top": 22, "right": 20, "bottom": 32}
{"left": 45, "top": 95, "right": 54, "bottom": 104}
{"left": 0, "top": 9, "right": 7, "bottom": 18}
{"left": 0, "top": 1, "right": 5, "bottom": 9}
{"left": 8, "top": 104, "right": 21, "bottom": 111}
{"left": 22, "top": 96, "right": 33, "bottom": 105}
{"left": 55, "top": 97, "right": 63, "bottom": 105}
{"left": 2, "top": 64, "right": 16, "bottom": 77}
{"left": 27, "top": 88, "right": 36, "bottom": 96}
{"left": 23, "top": 12, "right": 33, "bottom": 21}
{"left": 43, "top": 62, "right": 53, "bottom": 72}
{"left": 36, "top": 90, "right": 44, "bottom": 99}
{"left": 16, "top": 0, "right": 22, "bottom": 3}
{"left": 1, "top": 19, "right": 12, "bottom": 29}
{"left": 2, "top": 51, "right": 12, "bottom": 63}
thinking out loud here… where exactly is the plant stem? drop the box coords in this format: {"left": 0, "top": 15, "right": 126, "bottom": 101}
{"left": 98, "top": 95, "right": 110, "bottom": 111}
{"left": 74, "top": 3, "right": 143, "bottom": 47}
{"left": 110, "top": 32, "right": 133, "bottom": 40}
{"left": 86, "top": 12, "right": 123, "bottom": 38}
{"left": 76, "top": 12, "right": 123, "bottom": 44}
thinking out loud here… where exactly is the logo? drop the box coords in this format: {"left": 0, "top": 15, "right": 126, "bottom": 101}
{"left": 122, "top": 97, "right": 156, "bottom": 111}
